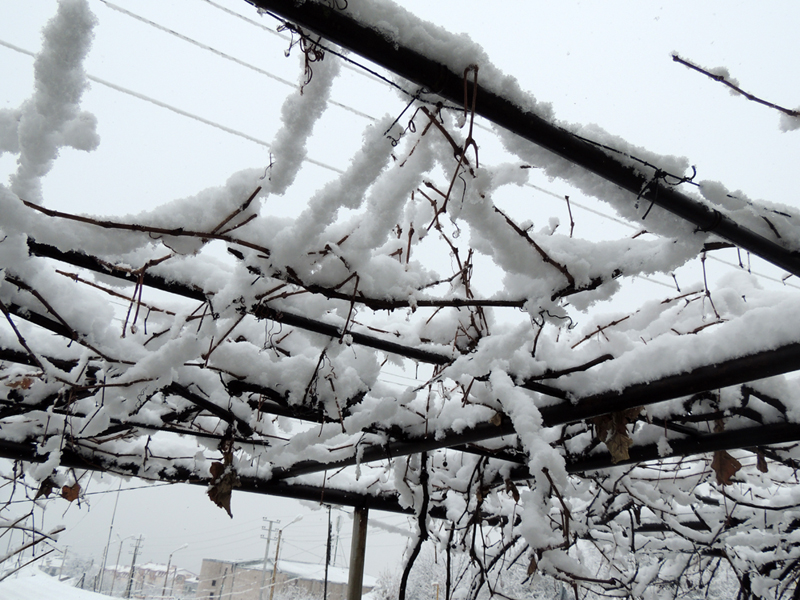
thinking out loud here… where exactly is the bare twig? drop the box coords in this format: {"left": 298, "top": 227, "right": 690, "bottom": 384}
{"left": 21, "top": 199, "right": 273, "bottom": 257}
{"left": 494, "top": 205, "right": 575, "bottom": 287}
{"left": 672, "top": 54, "right": 800, "bottom": 118}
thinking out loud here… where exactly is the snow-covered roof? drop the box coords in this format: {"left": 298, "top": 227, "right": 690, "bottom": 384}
{"left": 205, "top": 557, "right": 376, "bottom": 587}
{"left": 277, "top": 558, "right": 376, "bottom": 588}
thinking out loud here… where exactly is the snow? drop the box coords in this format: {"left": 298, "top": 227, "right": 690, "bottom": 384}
{"left": 0, "top": 567, "right": 109, "bottom": 600}
{"left": 780, "top": 109, "right": 800, "bottom": 132}
{"left": 2, "top": 1, "right": 800, "bottom": 598}
{"left": 7, "top": 0, "right": 99, "bottom": 205}
{"left": 277, "top": 557, "right": 377, "bottom": 587}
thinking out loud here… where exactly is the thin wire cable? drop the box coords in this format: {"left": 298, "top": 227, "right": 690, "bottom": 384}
{"left": 707, "top": 254, "right": 800, "bottom": 290}
{"left": 4, "top": 481, "right": 174, "bottom": 504}
{"left": 259, "top": 9, "right": 462, "bottom": 112}
{"left": 0, "top": 38, "right": 344, "bottom": 175}
{"left": 202, "top": 0, "right": 410, "bottom": 88}
{"left": 201, "top": 0, "right": 286, "bottom": 37}
{"left": 98, "top": 0, "right": 375, "bottom": 122}
{"left": 524, "top": 182, "right": 637, "bottom": 230}
{"left": 2, "top": 33, "right": 791, "bottom": 296}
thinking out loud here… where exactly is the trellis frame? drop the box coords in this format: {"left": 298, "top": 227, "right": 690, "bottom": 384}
{"left": 2, "top": 2, "right": 800, "bottom": 598}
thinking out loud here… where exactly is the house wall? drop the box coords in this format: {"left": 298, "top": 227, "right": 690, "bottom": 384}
{"left": 97, "top": 565, "right": 195, "bottom": 598}
{"left": 196, "top": 560, "right": 271, "bottom": 600}
{"left": 195, "top": 559, "right": 372, "bottom": 600}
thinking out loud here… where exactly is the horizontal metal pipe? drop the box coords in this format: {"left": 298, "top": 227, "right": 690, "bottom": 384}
{"left": 273, "top": 341, "right": 800, "bottom": 478}
{"left": 245, "top": 0, "right": 800, "bottom": 277}
{"left": 0, "top": 440, "right": 428, "bottom": 516}
{"left": 27, "top": 240, "right": 453, "bottom": 366}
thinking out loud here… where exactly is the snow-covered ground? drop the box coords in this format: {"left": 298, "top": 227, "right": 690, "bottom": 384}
{"left": 0, "top": 567, "right": 110, "bottom": 600}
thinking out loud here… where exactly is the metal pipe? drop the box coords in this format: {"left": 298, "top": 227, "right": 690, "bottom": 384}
{"left": 243, "top": 0, "right": 800, "bottom": 277}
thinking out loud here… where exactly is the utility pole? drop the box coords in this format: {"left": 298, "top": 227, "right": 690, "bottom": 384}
{"left": 333, "top": 515, "right": 342, "bottom": 565}
{"left": 125, "top": 535, "right": 143, "bottom": 599}
{"left": 346, "top": 507, "right": 368, "bottom": 600}
{"left": 110, "top": 538, "right": 126, "bottom": 596}
{"left": 98, "top": 480, "right": 123, "bottom": 592}
{"left": 162, "top": 544, "right": 187, "bottom": 599}
{"left": 268, "top": 529, "right": 282, "bottom": 600}
{"left": 258, "top": 519, "right": 279, "bottom": 600}
{"left": 324, "top": 506, "right": 332, "bottom": 600}
{"left": 230, "top": 563, "right": 239, "bottom": 599}
{"left": 58, "top": 546, "right": 69, "bottom": 581}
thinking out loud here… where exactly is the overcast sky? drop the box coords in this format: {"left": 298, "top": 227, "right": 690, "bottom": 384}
{"left": 1, "top": 0, "right": 798, "bottom": 582}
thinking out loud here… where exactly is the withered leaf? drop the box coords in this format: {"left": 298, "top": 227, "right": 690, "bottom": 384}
{"left": 490, "top": 412, "right": 503, "bottom": 427}
{"left": 35, "top": 478, "right": 55, "bottom": 500}
{"left": 527, "top": 555, "right": 538, "bottom": 576}
{"left": 208, "top": 461, "right": 240, "bottom": 518}
{"left": 711, "top": 450, "right": 742, "bottom": 485}
{"left": 61, "top": 482, "right": 81, "bottom": 502}
{"left": 592, "top": 407, "right": 642, "bottom": 464}
{"left": 505, "top": 479, "right": 520, "bottom": 503}
{"left": 756, "top": 451, "right": 768, "bottom": 473}
{"left": 607, "top": 431, "right": 634, "bottom": 464}
{"left": 592, "top": 414, "right": 614, "bottom": 444}
{"left": 209, "top": 461, "right": 225, "bottom": 479}
{"left": 5, "top": 376, "right": 36, "bottom": 390}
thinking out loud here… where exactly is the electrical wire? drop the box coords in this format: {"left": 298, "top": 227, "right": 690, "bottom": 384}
{"left": 201, "top": 0, "right": 286, "bottom": 37}
{"left": 98, "top": 0, "right": 375, "bottom": 122}
{"left": 0, "top": 38, "right": 344, "bottom": 175}
{"left": 3, "top": 481, "right": 175, "bottom": 504}
{"left": 2, "top": 12, "right": 793, "bottom": 321}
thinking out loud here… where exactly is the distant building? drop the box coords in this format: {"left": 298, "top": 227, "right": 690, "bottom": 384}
{"left": 99, "top": 562, "right": 198, "bottom": 598}
{"left": 195, "top": 557, "right": 376, "bottom": 600}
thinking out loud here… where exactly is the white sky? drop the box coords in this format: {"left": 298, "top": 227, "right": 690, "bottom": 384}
{"left": 1, "top": 0, "right": 799, "bottom": 583}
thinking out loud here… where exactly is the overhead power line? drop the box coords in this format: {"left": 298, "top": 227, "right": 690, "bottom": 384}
{"left": 201, "top": 0, "right": 286, "bottom": 36}
{"left": 0, "top": 38, "right": 344, "bottom": 175}
{"left": 98, "top": 0, "right": 375, "bottom": 121}
{"left": 2, "top": 23, "right": 793, "bottom": 293}
{"left": 249, "top": 0, "right": 800, "bottom": 278}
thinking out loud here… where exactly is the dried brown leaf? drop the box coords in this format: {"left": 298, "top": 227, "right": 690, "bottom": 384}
{"left": 209, "top": 461, "right": 225, "bottom": 479}
{"left": 34, "top": 478, "right": 55, "bottom": 500}
{"left": 6, "top": 375, "right": 37, "bottom": 390}
{"left": 592, "top": 414, "right": 613, "bottom": 444}
{"left": 756, "top": 451, "right": 769, "bottom": 473}
{"left": 711, "top": 451, "right": 742, "bottom": 485}
{"left": 607, "top": 431, "right": 634, "bottom": 464}
{"left": 505, "top": 479, "right": 520, "bottom": 503}
{"left": 592, "top": 407, "right": 642, "bottom": 463}
{"left": 490, "top": 412, "right": 503, "bottom": 427}
{"left": 527, "top": 555, "right": 538, "bottom": 576}
{"left": 208, "top": 461, "right": 240, "bottom": 518}
{"left": 61, "top": 482, "right": 81, "bottom": 502}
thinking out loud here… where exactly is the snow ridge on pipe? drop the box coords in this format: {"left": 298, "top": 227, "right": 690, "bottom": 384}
{"left": 246, "top": 0, "right": 800, "bottom": 277}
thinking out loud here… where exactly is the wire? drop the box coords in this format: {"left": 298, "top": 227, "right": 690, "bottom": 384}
{"left": 201, "top": 0, "right": 287, "bottom": 37}
{"left": 707, "top": 254, "right": 800, "bottom": 290}
{"left": 3, "top": 481, "right": 175, "bottom": 504}
{"left": 0, "top": 38, "right": 344, "bottom": 175}
{"left": 2, "top": 21, "right": 791, "bottom": 298}
{"left": 98, "top": 0, "right": 375, "bottom": 122}
{"left": 524, "top": 182, "right": 637, "bottom": 230}
{"left": 201, "top": 0, "right": 408, "bottom": 89}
